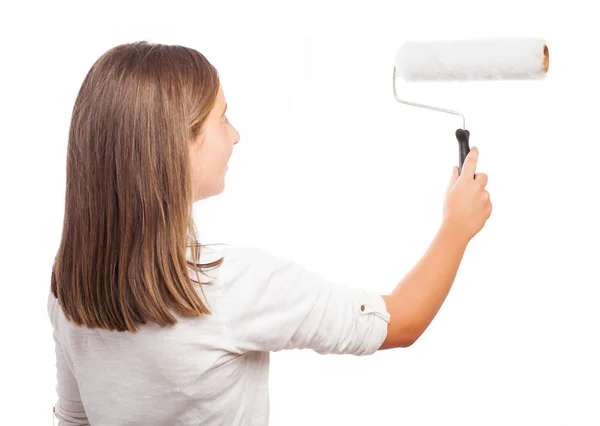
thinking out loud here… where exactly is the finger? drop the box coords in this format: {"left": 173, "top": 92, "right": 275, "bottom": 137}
{"left": 460, "top": 146, "right": 478, "bottom": 179}
{"left": 447, "top": 166, "right": 459, "bottom": 191}
{"left": 475, "top": 172, "right": 488, "bottom": 188}
{"left": 482, "top": 190, "right": 490, "bottom": 202}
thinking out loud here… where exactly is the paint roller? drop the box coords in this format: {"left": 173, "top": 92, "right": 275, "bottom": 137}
{"left": 393, "top": 38, "right": 550, "bottom": 174}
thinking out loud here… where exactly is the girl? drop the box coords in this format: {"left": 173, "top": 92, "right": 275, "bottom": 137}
{"left": 49, "top": 41, "right": 491, "bottom": 425}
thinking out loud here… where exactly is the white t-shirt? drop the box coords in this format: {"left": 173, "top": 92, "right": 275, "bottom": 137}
{"left": 48, "top": 245, "right": 391, "bottom": 425}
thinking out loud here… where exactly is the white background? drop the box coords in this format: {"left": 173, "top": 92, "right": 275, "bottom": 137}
{"left": 2, "top": 0, "right": 599, "bottom": 425}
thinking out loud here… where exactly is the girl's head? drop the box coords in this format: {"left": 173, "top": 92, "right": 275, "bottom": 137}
{"left": 52, "top": 41, "right": 239, "bottom": 332}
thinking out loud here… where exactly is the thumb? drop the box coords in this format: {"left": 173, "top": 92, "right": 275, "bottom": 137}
{"left": 447, "top": 166, "right": 459, "bottom": 192}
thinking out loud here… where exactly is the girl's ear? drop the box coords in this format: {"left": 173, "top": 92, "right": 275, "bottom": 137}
{"left": 191, "top": 129, "right": 206, "bottom": 148}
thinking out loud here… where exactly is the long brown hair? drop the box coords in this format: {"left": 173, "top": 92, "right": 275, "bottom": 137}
{"left": 51, "top": 41, "right": 224, "bottom": 333}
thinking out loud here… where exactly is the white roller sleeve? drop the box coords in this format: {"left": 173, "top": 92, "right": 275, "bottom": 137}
{"left": 394, "top": 38, "right": 549, "bottom": 81}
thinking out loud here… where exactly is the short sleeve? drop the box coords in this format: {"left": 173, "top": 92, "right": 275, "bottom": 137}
{"left": 220, "top": 247, "right": 390, "bottom": 355}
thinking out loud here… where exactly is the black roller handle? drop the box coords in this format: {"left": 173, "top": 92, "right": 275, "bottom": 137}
{"left": 455, "top": 128, "right": 471, "bottom": 177}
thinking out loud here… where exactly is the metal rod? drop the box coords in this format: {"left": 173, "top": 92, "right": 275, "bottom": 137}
{"left": 392, "top": 66, "right": 466, "bottom": 130}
